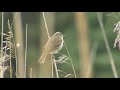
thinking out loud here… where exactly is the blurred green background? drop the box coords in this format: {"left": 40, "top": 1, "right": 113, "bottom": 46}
{"left": 0, "top": 12, "right": 120, "bottom": 78}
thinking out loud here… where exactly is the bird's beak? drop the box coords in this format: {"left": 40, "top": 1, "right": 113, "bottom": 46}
{"left": 63, "top": 35, "right": 66, "bottom": 37}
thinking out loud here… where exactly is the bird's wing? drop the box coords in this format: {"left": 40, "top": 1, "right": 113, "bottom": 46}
{"left": 41, "top": 38, "right": 50, "bottom": 53}
{"left": 49, "top": 38, "right": 62, "bottom": 53}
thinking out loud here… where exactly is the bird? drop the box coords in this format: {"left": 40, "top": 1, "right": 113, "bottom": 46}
{"left": 38, "top": 32, "right": 64, "bottom": 64}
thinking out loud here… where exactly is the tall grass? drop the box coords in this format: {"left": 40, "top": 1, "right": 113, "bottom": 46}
{"left": 97, "top": 12, "right": 118, "bottom": 78}
{"left": 25, "top": 24, "right": 28, "bottom": 78}
{"left": 41, "top": 12, "right": 77, "bottom": 78}
{"left": 42, "top": 12, "right": 55, "bottom": 78}
{"left": 1, "top": 12, "right": 118, "bottom": 78}
{"left": 13, "top": 12, "right": 25, "bottom": 78}
{"left": 75, "top": 12, "right": 92, "bottom": 78}
{"left": 0, "top": 12, "right": 4, "bottom": 78}
{"left": 0, "top": 12, "right": 18, "bottom": 78}
{"left": 8, "top": 20, "right": 13, "bottom": 78}
{"left": 63, "top": 41, "right": 77, "bottom": 78}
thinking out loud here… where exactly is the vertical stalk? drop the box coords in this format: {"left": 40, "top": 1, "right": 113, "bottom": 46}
{"left": 13, "top": 12, "right": 25, "bottom": 78}
{"left": 64, "top": 41, "right": 77, "bottom": 78}
{"left": 9, "top": 20, "right": 12, "bottom": 78}
{"left": 97, "top": 12, "right": 118, "bottom": 78}
{"left": 25, "top": 24, "right": 28, "bottom": 78}
{"left": 39, "top": 12, "right": 55, "bottom": 78}
{"left": 75, "top": 12, "right": 92, "bottom": 78}
{"left": 0, "top": 12, "right": 4, "bottom": 78}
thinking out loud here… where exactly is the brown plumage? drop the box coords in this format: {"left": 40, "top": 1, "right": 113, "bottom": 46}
{"left": 38, "top": 32, "right": 64, "bottom": 64}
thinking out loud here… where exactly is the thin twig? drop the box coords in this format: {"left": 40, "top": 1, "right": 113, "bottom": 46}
{"left": 13, "top": 12, "right": 24, "bottom": 78}
{"left": 54, "top": 61, "right": 59, "bottom": 78}
{"left": 52, "top": 55, "right": 59, "bottom": 78}
{"left": 42, "top": 12, "right": 50, "bottom": 39}
{"left": 0, "top": 12, "right": 4, "bottom": 78}
{"left": 63, "top": 41, "right": 77, "bottom": 78}
{"left": 11, "top": 28, "right": 18, "bottom": 78}
{"left": 1, "top": 12, "right": 4, "bottom": 58}
{"left": 25, "top": 24, "right": 28, "bottom": 78}
{"left": 97, "top": 12, "right": 118, "bottom": 78}
{"left": 42, "top": 12, "right": 55, "bottom": 78}
{"left": 8, "top": 20, "right": 12, "bottom": 78}
{"left": 90, "top": 42, "right": 98, "bottom": 67}
{"left": 10, "top": 12, "right": 19, "bottom": 29}
{"left": 87, "top": 42, "right": 98, "bottom": 77}
{"left": 51, "top": 60, "right": 54, "bottom": 78}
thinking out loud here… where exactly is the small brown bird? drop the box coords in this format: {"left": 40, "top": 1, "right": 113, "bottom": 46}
{"left": 38, "top": 32, "right": 64, "bottom": 64}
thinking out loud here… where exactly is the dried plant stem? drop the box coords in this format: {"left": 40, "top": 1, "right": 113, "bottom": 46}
{"left": 89, "top": 42, "right": 98, "bottom": 77}
{"left": 12, "top": 29, "right": 18, "bottom": 78}
{"left": 10, "top": 12, "right": 19, "bottom": 29}
{"left": 97, "top": 12, "right": 118, "bottom": 78}
{"left": 54, "top": 61, "right": 59, "bottom": 78}
{"left": 8, "top": 13, "right": 18, "bottom": 78}
{"left": 51, "top": 60, "right": 54, "bottom": 78}
{"left": 42, "top": 12, "right": 56, "bottom": 78}
{"left": 52, "top": 55, "right": 59, "bottom": 78}
{"left": 8, "top": 20, "right": 12, "bottom": 78}
{"left": 75, "top": 12, "right": 92, "bottom": 78}
{"left": 90, "top": 42, "right": 98, "bottom": 67}
{"left": 0, "top": 12, "right": 4, "bottom": 78}
{"left": 64, "top": 41, "right": 77, "bottom": 78}
{"left": 9, "top": 39, "right": 12, "bottom": 78}
{"left": 42, "top": 12, "right": 50, "bottom": 39}
{"left": 25, "top": 24, "right": 28, "bottom": 78}
{"left": 13, "top": 12, "right": 25, "bottom": 78}
{"left": 10, "top": 12, "right": 19, "bottom": 78}
{"left": 1, "top": 12, "right": 3, "bottom": 59}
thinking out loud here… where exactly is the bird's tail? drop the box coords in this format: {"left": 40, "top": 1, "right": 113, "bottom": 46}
{"left": 38, "top": 52, "right": 47, "bottom": 64}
